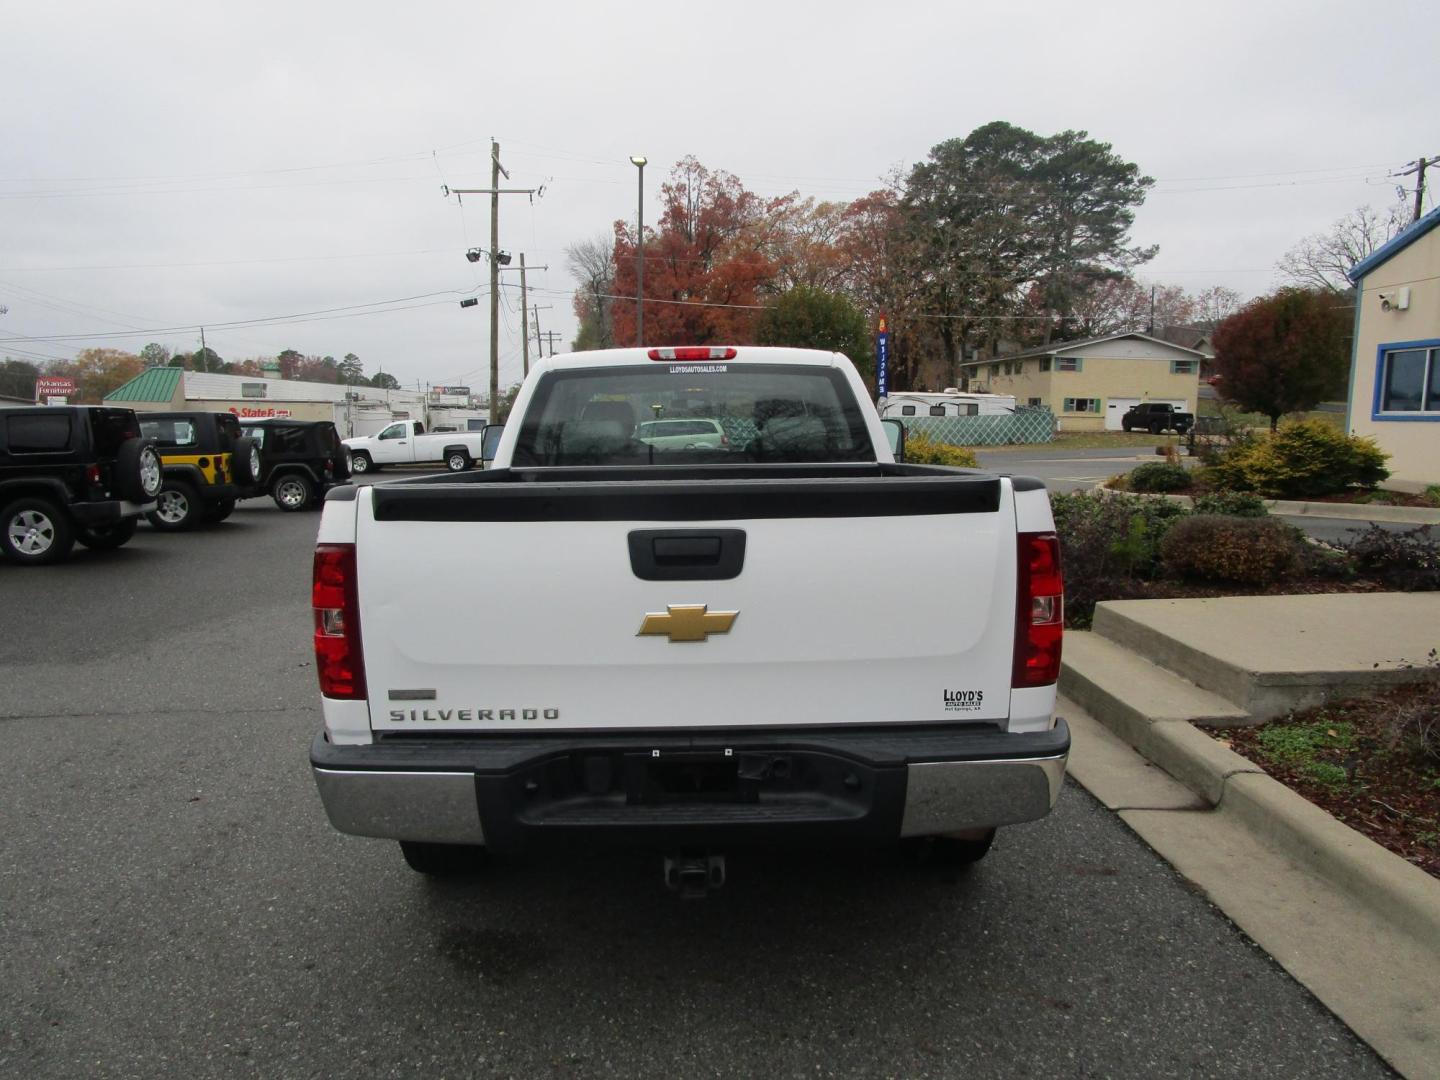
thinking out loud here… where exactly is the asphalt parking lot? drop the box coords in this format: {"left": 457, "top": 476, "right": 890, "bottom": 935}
{"left": 0, "top": 486, "right": 1393, "bottom": 1079}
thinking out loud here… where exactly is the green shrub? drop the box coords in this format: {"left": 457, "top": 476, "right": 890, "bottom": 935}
{"left": 904, "top": 430, "right": 979, "bottom": 468}
{"left": 1049, "top": 491, "right": 1191, "bottom": 625}
{"left": 1205, "top": 420, "right": 1388, "bottom": 498}
{"left": 1190, "top": 490, "right": 1269, "bottom": 518}
{"left": 1159, "top": 514, "right": 1305, "bottom": 584}
{"left": 1126, "top": 462, "right": 1191, "bottom": 493}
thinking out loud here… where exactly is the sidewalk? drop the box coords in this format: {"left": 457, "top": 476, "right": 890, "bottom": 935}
{"left": 1061, "top": 592, "right": 1440, "bottom": 1078}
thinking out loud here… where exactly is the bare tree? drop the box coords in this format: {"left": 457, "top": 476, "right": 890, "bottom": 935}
{"left": 1276, "top": 202, "right": 1409, "bottom": 293}
{"left": 1191, "top": 285, "right": 1243, "bottom": 331}
{"left": 565, "top": 234, "right": 616, "bottom": 350}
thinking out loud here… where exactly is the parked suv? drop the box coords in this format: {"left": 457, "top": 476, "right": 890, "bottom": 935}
{"left": 1120, "top": 402, "right": 1194, "bottom": 435}
{"left": 239, "top": 418, "right": 350, "bottom": 511}
{"left": 138, "top": 412, "right": 260, "bottom": 530}
{"left": 0, "top": 406, "right": 163, "bottom": 565}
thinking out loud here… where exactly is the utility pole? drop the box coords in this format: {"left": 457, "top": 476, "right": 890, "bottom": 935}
{"left": 501, "top": 257, "right": 548, "bottom": 378}
{"left": 444, "top": 142, "right": 540, "bottom": 428}
{"left": 540, "top": 331, "right": 564, "bottom": 358}
{"left": 199, "top": 326, "right": 207, "bottom": 371}
{"left": 1398, "top": 155, "right": 1440, "bottom": 222}
{"left": 531, "top": 303, "right": 554, "bottom": 360}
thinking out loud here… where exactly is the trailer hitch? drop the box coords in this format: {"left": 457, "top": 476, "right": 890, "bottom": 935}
{"left": 663, "top": 853, "right": 726, "bottom": 898}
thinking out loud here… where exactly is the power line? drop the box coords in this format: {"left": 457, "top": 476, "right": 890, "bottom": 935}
{"left": 0, "top": 287, "right": 487, "bottom": 344}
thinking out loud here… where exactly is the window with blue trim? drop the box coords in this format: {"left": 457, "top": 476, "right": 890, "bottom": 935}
{"left": 1170, "top": 360, "right": 1197, "bottom": 375}
{"left": 1377, "top": 344, "right": 1440, "bottom": 416}
{"left": 1057, "top": 357, "right": 1082, "bottom": 372}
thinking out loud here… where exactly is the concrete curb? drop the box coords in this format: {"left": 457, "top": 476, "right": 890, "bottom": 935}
{"left": 1088, "top": 483, "right": 1440, "bottom": 525}
{"left": 1218, "top": 771, "right": 1440, "bottom": 948}
{"left": 1085, "top": 707, "right": 1440, "bottom": 947}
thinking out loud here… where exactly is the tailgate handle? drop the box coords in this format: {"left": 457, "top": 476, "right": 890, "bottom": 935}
{"left": 629, "top": 529, "right": 746, "bottom": 581}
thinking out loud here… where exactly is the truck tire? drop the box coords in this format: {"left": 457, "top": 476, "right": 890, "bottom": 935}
{"left": 230, "top": 437, "right": 261, "bottom": 485}
{"left": 399, "top": 840, "right": 488, "bottom": 876}
{"left": 901, "top": 828, "right": 996, "bottom": 867}
{"left": 271, "top": 472, "right": 315, "bottom": 512}
{"left": 349, "top": 451, "right": 374, "bottom": 474}
{"left": 203, "top": 499, "right": 236, "bottom": 523}
{"left": 1149, "top": 420, "right": 1164, "bottom": 435}
{"left": 77, "top": 518, "right": 139, "bottom": 550}
{"left": 1, "top": 497, "right": 76, "bottom": 565}
{"left": 115, "top": 438, "right": 163, "bottom": 501}
{"left": 147, "top": 480, "right": 201, "bottom": 531}
{"left": 1121, "top": 419, "right": 1132, "bottom": 432}
{"left": 330, "top": 453, "right": 351, "bottom": 481}
{"left": 445, "top": 448, "right": 472, "bottom": 472}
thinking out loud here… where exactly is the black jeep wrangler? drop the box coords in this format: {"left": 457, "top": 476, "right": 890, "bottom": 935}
{"left": 238, "top": 418, "right": 350, "bottom": 511}
{"left": 0, "top": 406, "right": 163, "bottom": 565}
{"left": 138, "top": 411, "right": 261, "bottom": 530}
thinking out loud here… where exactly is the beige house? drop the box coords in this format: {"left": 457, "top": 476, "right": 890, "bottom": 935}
{"left": 958, "top": 332, "right": 1206, "bottom": 432}
{"left": 1345, "top": 206, "right": 1440, "bottom": 488}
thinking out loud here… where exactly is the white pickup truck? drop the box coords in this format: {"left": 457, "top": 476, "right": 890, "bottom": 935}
{"left": 309, "top": 346, "right": 1068, "bottom": 894}
{"left": 343, "top": 420, "right": 488, "bottom": 474}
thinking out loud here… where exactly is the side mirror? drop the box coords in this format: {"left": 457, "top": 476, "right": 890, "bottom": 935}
{"left": 481, "top": 424, "right": 503, "bottom": 464}
{"left": 881, "top": 418, "right": 906, "bottom": 463}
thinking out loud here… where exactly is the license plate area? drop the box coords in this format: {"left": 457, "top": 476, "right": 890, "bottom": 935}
{"left": 628, "top": 751, "right": 754, "bottom": 805}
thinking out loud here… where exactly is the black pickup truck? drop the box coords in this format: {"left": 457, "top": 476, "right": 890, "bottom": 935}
{"left": 1120, "top": 402, "right": 1194, "bottom": 434}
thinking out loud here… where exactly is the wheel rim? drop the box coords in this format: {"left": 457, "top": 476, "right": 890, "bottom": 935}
{"left": 139, "top": 448, "right": 162, "bottom": 496}
{"left": 156, "top": 490, "right": 189, "bottom": 523}
{"left": 7, "top": 509, "right": 56, "bottom": 555}
{"left": 249, "top": 446, "right": 261, "bottom": 479}
{"left": 277, "top": 479, "right": 307, "bottom": 508}
{"left": 351, "top": 454, "right": 368, "bottom": 473}
{"left": 448, "top": 454, "right": 465, "bottom": 471}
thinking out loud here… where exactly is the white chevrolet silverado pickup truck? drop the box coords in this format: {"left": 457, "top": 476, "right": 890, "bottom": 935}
{"left": 309, "top": 346, "right": 1067, "bottom": 893}
{"left": 342, "top": 420, "right": 488, "bottom": 475}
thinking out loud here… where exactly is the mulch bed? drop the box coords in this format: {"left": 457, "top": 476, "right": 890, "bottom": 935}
{"left": 1217, "top": 686, "right": 1440, "bottom": 881}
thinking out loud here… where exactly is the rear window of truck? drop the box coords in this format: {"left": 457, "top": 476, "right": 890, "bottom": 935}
{"left": 511, "top": 365, "right": 874, "bottom": 467}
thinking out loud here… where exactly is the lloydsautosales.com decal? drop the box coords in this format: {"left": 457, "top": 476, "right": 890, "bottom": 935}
{"left": 943, "top": 689, "right": 984, "bottom": 712}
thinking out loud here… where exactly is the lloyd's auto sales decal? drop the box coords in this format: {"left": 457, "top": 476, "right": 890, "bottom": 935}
{"left": 668, "top": 364, "right": 727, "bottom": 374}
{"left": 943, "top": 689, "right": 985, "bottom": 713}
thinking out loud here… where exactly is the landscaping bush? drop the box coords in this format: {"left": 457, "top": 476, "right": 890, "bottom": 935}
{"left": 903, "top": 430, "right": 979, "bottom": 468}
{"left": 1204, "top": 420, "right": 1388, "bottom": 498}
{"left": 1158, "top": 514, "right": 1305, "bottom": 584}
{"left": 1340, "top": 525, "right": 1440, "bottom": 591}
{"left": 1126, "top": 462, "right": 1191, "bottom": 493}
{"left": 1049, "top": 491, "right": 1191, "bottom": 625}
{"left": 1190, "top": 490, "right": 1269, "bottom": 518}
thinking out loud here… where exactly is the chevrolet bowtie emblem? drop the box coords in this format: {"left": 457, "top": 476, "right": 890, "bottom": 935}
{"left": 638, "top": 604, "right": 739, "bottom": 643}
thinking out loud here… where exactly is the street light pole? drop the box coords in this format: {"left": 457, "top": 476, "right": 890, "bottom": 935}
{"left": 630, "top": 155, "right": 647, "bottom": 347}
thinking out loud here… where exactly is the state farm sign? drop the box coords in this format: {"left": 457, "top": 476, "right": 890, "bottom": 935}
{"left": 228, "top": 405, "right": 293, "bottom": 418}
{"left": 36, "top": 376, "right": 76, "bottom": 403}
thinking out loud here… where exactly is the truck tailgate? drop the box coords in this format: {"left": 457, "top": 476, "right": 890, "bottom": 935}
{"left": 355, "top": 473, "right": 1017, "bottom": 733}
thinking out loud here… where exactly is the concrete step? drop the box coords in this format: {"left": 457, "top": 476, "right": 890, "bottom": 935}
{"left": 1060, "top": 631, "right": 1260, "bottom": 803}
{"left": 1061, "top": 630, "right": 1252, "bottom": 738}
{"left": 1089, "top": 595, "right": 1440, "bottom": 720}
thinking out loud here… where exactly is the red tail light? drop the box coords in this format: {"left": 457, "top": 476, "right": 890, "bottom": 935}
{"left": 313, "top": 544, "right": 366, "bottom": 699}
{"left": 1013, "top": 532, "right": 1063, "bottom": 688}
{"left": 85, "top": 464, "right": 102, "bottom": 486}
{"left": 647, "top": 346, "right": 737, "bottom": 361}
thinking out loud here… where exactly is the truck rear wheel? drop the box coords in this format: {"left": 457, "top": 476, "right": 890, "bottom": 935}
{"left": 399, "top": 841, "right": 489, "bottom": 876}
{"left": 901, "top": 828, "right": 996, "bottom": 867}
{"left": 445, "top": 450, "right": 472, "bottom": 472}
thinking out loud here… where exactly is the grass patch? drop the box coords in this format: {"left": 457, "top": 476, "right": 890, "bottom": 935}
{"left": 1254, "top": 720, "right": 1356, "bottom": 766}
{"left": 1198, "top": 399, "right": 1346, "bottom": 431}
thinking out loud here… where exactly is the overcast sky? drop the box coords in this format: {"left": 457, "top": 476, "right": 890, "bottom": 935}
{"left": 1, "top": 0, "right": 1433, "bottom": 392}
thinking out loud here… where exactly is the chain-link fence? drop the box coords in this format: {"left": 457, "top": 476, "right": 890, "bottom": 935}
{"left": 895, "top": 407, "right": 1055, "bottom": 447}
